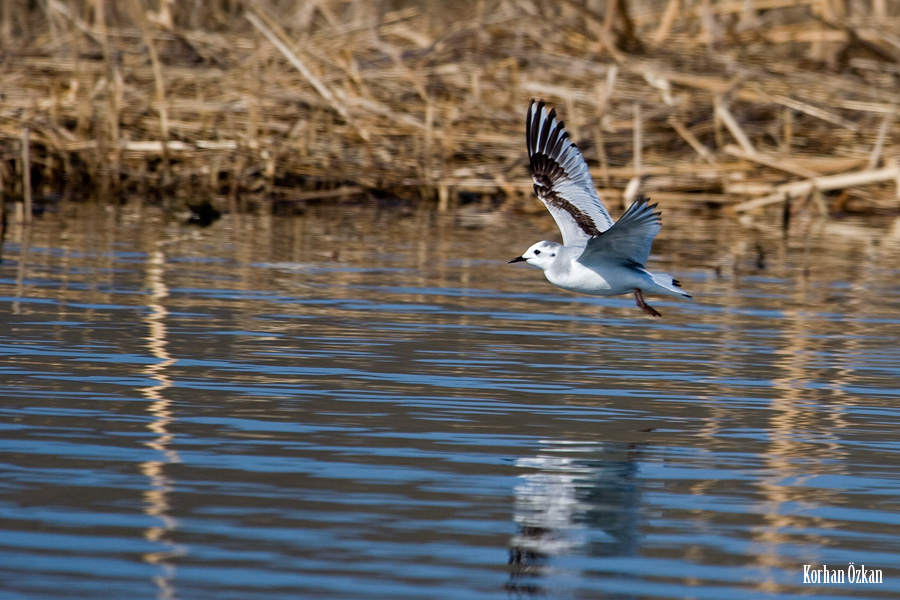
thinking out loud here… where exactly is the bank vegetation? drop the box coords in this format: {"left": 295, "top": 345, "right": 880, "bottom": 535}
{"left": 1, "top": 0, "right": 899, "bottom": 219}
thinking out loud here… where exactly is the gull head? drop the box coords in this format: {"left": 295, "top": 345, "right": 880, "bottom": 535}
{"left": 508, "top": 241, "right": 561, "bottom": 270}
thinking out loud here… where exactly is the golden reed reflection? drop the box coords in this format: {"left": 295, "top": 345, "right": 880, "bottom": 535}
{"left": 675, "top": 215, "right": 900, "bottom": 595}
{"left": 140, "top": 247, "right": 185, "bottom": 600}
{"left": 11, "top": 220, "right": 32, "bottom": 315}
{"left": 749, "top": 219, "right": 900, "bottom": 592}
{"left": 752, "top": 311, "right": 849, "bottom": 593}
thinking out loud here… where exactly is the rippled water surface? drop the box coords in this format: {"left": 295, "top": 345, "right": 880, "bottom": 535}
{"left": 2, "top": 203, "right": 900, "bottom": 599}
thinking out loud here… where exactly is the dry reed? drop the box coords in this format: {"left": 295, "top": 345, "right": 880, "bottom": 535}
{"left": 0, "top": 0, "right": 898, "bottom": 217}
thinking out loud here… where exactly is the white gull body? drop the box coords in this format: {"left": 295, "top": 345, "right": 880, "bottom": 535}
{"left": 509, "top": 99, "right": 691, "bottom": 317}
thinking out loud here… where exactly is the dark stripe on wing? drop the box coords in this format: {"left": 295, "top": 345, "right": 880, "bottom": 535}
{"left": 527, "top": 99, "right": 602, "bottom": 237}
{"left": 532, "top": 184, "right": 602, "bottom": 237}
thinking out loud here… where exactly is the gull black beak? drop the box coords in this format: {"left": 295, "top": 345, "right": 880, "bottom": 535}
{"left": 508, "top": 256, "right": 527, "bottom": 264}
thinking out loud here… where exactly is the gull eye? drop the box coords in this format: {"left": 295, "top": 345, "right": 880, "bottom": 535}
{"left": 534, "top": 249, "right": 541, "bottom": 255}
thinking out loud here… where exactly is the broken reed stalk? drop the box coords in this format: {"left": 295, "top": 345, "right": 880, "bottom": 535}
{"left": 94, "top": 0, "right": 114, "bottom": 195}
{"left": 868, "top": 112, "right": 894, "bottom": 169}
{"left": 715, "top": 97, "right": 756, "bottom": 157}
{"left": 0, "top": 1, "right": 11, "bottom": 49}
{"left": 245, "top": 6, "right": 370, "bottom": 142}
{"left": 22, "top": 128, "right": 32, "bottom": 223}
{"left": 650, "top": 0, "right": 680, "bottom": 47}
{"left": 668, "top": 117, "right": 716, "bottom": 165}
{"left": 724, "top": 145, "right": 820, "bottom": 180}
{"left": 130, "top": 0, "right": 171, "bottom": 187}
{"left": 731, "top": 164, "right": 900, "bottom": 213}
{"left": 623, "top": 102, "right": 642, "bottom": 207}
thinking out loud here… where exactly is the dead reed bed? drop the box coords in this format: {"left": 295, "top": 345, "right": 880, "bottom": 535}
{"left": 1, "top": 0, "right": 899, "bottom": 217}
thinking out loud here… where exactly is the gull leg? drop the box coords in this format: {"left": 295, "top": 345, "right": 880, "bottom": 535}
{"left": 634, "top": 289, "right": 662, "bottom": 317}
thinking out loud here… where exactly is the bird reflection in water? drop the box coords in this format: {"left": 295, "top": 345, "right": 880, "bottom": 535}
{"left": 507, "top": 440, "right": 643, "bottom": 597}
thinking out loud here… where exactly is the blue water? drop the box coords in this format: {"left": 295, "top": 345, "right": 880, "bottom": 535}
{"left": 1, "top": 204, "right": 899, "bottom": 599}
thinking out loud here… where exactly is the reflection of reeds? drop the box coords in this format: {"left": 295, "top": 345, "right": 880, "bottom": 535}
{"left": 0, "top": 1, "right": 898, "bottom": 214}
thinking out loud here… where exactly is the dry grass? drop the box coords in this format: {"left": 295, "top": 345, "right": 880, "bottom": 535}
{"left": 1, "top": 0, "right": 899, "bottom": 217}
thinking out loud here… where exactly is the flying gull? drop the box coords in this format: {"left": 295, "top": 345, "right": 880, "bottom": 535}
{"left": 509, "top": 99, "right": 691, "bottom": 317}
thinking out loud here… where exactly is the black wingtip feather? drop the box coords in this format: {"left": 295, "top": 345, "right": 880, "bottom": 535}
{"left": 527, "top": 99, "right": 577, "bottom": 177}
{"left": 632, "top": 195, "right": 662, "bottom": 219}
{"left": 525, "top": 98, "right": 607, "bottom": 238}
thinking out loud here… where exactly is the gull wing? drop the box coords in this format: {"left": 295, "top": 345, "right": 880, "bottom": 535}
{"left": 527, "top": 99, "right": 614, "bottom": 247}
{"left": 577, "top": 196, "right": 662, "bottom": 267}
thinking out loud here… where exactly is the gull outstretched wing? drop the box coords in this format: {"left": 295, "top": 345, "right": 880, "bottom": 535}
{"left": 527, "top": 99, "right": 614, "bottom": 246}
{"left": 577, "top": 196, "right": 661, "bottom": 267}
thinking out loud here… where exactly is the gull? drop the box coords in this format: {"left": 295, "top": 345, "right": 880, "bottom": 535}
{"left": 509, "top": 99, "right": 691, "bottom": 317}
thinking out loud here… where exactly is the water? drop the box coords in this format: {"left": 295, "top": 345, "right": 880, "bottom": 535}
{"left": 1, "top": 202, "right": 899, "bottom": 599}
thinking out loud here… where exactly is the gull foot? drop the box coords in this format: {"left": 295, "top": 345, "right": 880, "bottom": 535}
{"left": 634, "top": 289, "right": 662, "bottom": 317}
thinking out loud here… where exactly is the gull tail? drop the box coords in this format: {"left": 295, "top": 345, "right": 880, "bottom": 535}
{"left": 648, "top": 271, "right": 693, "bottom": 300}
